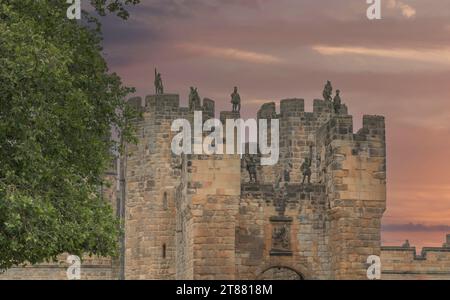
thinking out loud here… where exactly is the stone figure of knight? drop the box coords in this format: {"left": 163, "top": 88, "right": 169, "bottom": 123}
{"left": 284, "top": 163, "right": 292, "bottom": 183}
{"left": 323, "top": 80, "right": 332, "bottom": 102}
{"left": 189, "top": 87, "right": 201, "bottom": 111}
{"left": 301, "top": 158, "right": 312, "bottom": 185}
{"left": 231, "top": 86, "right": 241, "bottom": 112}
{"left": 333, "top": 90, "right": 342, "bottom": 114}
{"left": 154, "top": 68, "right": 164, "bottom": 95}
{"left": 245, "top": 155, "right": 257, "bottom": 183}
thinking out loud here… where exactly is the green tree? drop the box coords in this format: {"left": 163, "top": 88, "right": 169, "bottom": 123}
{"left": 0, "top": 0, "right": 139, "bottom": 270}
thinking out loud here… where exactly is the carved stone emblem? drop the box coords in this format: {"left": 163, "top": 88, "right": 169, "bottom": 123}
{"left": 270, "top": 216, "right": 293, "bottom": 256}
{"left": 272, "top": 224, "right": 290, "bottom": 251}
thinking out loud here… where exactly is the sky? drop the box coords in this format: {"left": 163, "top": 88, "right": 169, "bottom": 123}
{"left": 96, "top": 0, "right": 450, "bottom": 249}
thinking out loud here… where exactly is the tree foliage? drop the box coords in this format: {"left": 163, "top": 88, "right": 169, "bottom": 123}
{"left": 0, "top": 0, "right": 139, "bottom": 269}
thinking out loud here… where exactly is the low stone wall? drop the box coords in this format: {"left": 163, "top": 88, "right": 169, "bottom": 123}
{"left": 381, "top": 242, "right": 450, "bottom": 280}
{"left": 0, "top": 255, "right": 116, "bottom": 280}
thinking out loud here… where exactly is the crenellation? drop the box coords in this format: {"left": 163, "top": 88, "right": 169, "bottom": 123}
{"left": 128, "top": 96, "right": 143, "bottom": 111}
{"left": 257, "top": 102, "right": 277, "bottom": 120}
{"left": 202, "top": 98, "right": 215, "bottom": 119}
{"left": 313, "top": 99, "right": 332, "bottom": 115}
{"left": 381, "top": 236, "right": 450, "bottom": 279}
{"left": 280, "top": 98, "right": 305, "bottom": 115}
{"left": 145, "top": 94, "right": 180, "bottom": 113}
{"left": 3, "top": 83, "right": 449, "bottom": 281}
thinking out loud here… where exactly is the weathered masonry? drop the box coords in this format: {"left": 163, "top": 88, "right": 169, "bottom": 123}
{"left": 2, "top": 86, "right": 449, "bottom": 280}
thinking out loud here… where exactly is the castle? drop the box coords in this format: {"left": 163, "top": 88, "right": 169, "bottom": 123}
{"left": 1, "top": 83, "right": 450, "bottom": 280}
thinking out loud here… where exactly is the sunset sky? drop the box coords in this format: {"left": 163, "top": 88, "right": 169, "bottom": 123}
{"left": 96, "top": 0, "right": 450, "bottom": 249}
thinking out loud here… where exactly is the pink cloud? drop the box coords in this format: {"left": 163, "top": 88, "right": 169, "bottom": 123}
{"left": 100, "top": 0, "right": 450, "bottom": 248}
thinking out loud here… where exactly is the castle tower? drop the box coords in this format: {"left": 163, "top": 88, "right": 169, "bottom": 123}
{"left": 319, "top": 115, "right": 387, "bottom": 279}
{"left": 174, "top": 105, "right": 243, "bottom": 279}
{"left": 123, "top": 83, "right": 387, "bottom": 280}
{"left": 176, "top": 154, "right": 241, "bottom": 279}
{"left": 124, "top": 94, "right": 184, "bottom": 279}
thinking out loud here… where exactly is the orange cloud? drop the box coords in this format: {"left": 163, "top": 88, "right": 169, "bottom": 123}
{"left": 387, "top": 0, "right": 416, "bottom": 18}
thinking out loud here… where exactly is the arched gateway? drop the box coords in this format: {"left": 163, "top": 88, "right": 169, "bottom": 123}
{"left": 258, "top": 266, "right": 304, "bottom": 280}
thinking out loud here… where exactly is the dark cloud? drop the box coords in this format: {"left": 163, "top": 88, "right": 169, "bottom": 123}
{"left": 120, "top": 0, "right": 266, "bottom": 20}
{"left": 101, "top": 16, "right": 162, "bottom": 47}
{"left": 383, "top": 223, "right": 450, "bottom": 232}
{"left": 103, "top": 0, "right": 450, "bottom": 50}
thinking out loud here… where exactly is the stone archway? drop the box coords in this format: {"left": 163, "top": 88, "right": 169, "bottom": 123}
{"left": 258, "top": 266, "right": 304, "bottom": 280}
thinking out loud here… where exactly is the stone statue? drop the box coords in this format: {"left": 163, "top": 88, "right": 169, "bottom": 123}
{"left": 323, "top": 80, "right": 333, "bottom": 102}
{"left": 154, "top": 68, "right": 164, "bottom": 95}
{"left": 284, "top": 163, "right": 292, "bottom": 183}
{"left": 301, "top": 158, "right": 312, "bottom": 185}
{"left": 245, "top": 155, "right": 257, "bottom": 183}
{"left": 231, "top": 86, "right": 241, "bottom": 112}
{"left": 189, "top": 87, "right": 201, "bottom": 111}
{"left": 333, "top": 90, "right": 342, "bottom": 114}
{"left": 402, "top": 240, "right": 410, "bottom": 248}
{"left": 275, "top": 175, "right": 282, "bottom": 189}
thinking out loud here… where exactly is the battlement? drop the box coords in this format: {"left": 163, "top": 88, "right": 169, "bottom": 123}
{"left": 280, "top": 98, "right": 305, "bottom": 115}
{"left": 381, "top": 234, "right": 450, "bottom": 260}
{"left": 380, "top": 235, "right": 450, "bottom": 279}
{"left": 3, "top": 77, "right": 447, "bottom": 280}
{"left": 203, "top": 98, "right": 215, "bottom": 119}
{"left": 316, "top": 115, "right": 354, "bottom": 144}
{"left": 257, "top": 102, "right": 277, "bottom": 120}
{"left": 127, "top": 96, "right": 143, "bottom": 110}
{"left": 127, "top": 94, "right": 219, "bottom": 120}
{"left": 129, "top": 90, "right": 354, "bottom": 133}
{"left": 123, "top": 86, "right": 388, "bottom": 280}
{"left": 257, "top": 98, "right": 344, "bottom": 122}
{"left": 356, "top": 115, "right": 386, "bottom": 141}
{"left": 146, "top": 94, "right": 180, "bottom": 112}
{"left": 381, "top": 246, "right": 450, "bottom": 260}
{"left": 313, "top": 99, "right": 331, "bottom": 114}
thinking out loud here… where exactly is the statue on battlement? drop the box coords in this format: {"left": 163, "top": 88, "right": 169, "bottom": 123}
{"left": 284, "top": 162, "right": 292, "bottom": 183}
{"left": 301, "top": 158, "right": 312, "bottom": 185}
{"left": 189, "top": 87, "right": 201, "bottom": 111}
{"left": 323, "top": 80, "right": 333, "bottom": 102}
{"left": 231, "top": 86, "right": 241, "bottom": 112}
{"left": 333, "top": 90, "right": 342, "bottom": 114}
{"left": 154, "top": 68, "right": 164, "bottom": 95}
{"left": 245, "top": 155, "right": 257, "bottom": 183}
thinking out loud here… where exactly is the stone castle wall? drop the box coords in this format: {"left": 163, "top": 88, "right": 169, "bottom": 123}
{"left": 176, "top": 155, "right": 241, "bottom": 279}
{"left": 0, "top": 256, "right": 115, "bottom": 280}
{"left": 1, "top": 91, "right": 450, "bottom": 280}
{"left": 237, "top": 184, "right": 329, "bottom": 279}
{"left": 381, "top": 235, "right": 450, "bottom": 280}
{"left": 123, "top": 95, "right": 184, "bottom": 279}
{"left": 318, "top": 115, "right": 386, "bottom": 279}
{"left": 134, "top": 93, "right": 388, "bottom": 279}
